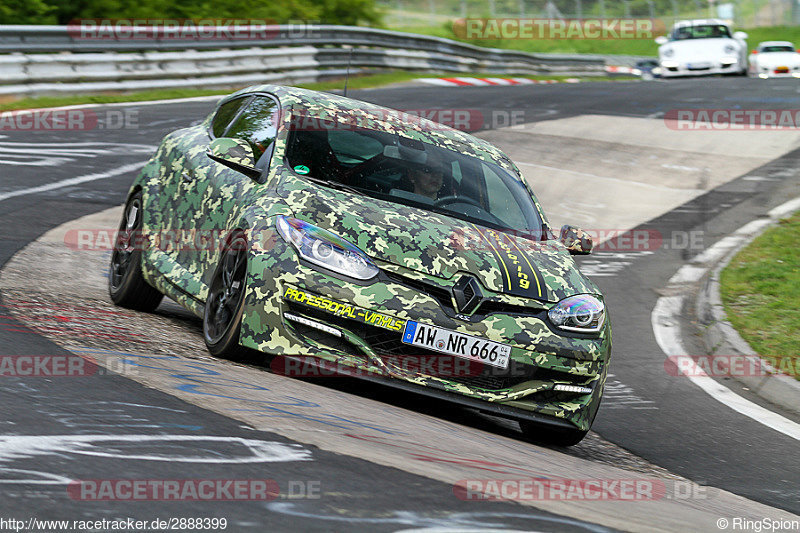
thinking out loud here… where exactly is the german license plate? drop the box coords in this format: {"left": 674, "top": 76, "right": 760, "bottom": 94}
{"left": 401, "top": 321, "right": 511, "bottom": 369}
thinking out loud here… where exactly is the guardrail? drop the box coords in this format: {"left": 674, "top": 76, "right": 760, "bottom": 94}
{"left": 0, "top": 25, "right": 609, "bottom": 97}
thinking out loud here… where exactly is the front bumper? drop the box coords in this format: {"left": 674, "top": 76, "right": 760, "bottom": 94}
{"left": 754, "top": 68, "right": 800, "bottom": 78}
{"left": 660, "top": 60, "right": 741, "bottom": 77}
{"left": 239, "top": 234, "right": 610, "bottom": 431}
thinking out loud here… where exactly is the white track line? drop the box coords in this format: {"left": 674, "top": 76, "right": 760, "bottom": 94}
{"left": 0, "top": 161, "right": 146, "bottom": 203}
{"left": 651, "top": 196, "right": 800, "bottom": 441}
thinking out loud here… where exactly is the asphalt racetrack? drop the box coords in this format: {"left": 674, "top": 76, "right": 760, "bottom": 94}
{"left": 1, "top": 77, "right": 799, "bottom": 531}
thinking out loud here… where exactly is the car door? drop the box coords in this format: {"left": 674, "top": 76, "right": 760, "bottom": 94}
{"left": 180, "top": 94, "right": 281, "bottom": 292}
{"left": 155, "top": 95, "right": 254, "bottom": 297}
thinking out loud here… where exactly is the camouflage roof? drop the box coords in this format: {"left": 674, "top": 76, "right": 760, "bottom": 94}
{"left": 225, "top": 84, "right": 512, "bottom": 168}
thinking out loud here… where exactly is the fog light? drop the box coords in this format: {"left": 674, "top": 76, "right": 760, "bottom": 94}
{"left": 554, "top": 384, "right": 593, "bottom": 394}
{"left": 284, "top": 313, "right": 342, "bottom": 337}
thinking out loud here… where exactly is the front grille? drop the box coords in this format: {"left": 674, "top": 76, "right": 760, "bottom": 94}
{"left": 383, "top": 270, "right": 545, "bottom": 318}
{"left": 285, "top": 300, "right": 580, "bottom": 391}
{"left": 444, "top": 361, "right": 568, "bottom": 391}
{"left": 384, "top": 271, "right": 453, "bottom": 310}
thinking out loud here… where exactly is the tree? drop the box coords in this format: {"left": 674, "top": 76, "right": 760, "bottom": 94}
{"left": 0, "top": 0, "right": 55, "bottom": 24}
{"left": 7, "top": 0, "right": 383, "bottom": 26}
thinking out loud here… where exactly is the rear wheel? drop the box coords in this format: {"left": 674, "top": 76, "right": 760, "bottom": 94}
{"left": 203, "top": 233, "right": 249, "bottom": 359}
{"left": 108, "top": 191, "right": 163, "bottom": 311}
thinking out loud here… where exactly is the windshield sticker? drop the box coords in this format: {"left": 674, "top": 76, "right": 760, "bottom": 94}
{"left": 293, "top": 165, "right": 310, "bottom": 175}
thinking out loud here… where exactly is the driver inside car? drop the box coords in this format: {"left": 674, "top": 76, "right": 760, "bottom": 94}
{"left": 408, "top": 162, "right": 445, "bottom": 200}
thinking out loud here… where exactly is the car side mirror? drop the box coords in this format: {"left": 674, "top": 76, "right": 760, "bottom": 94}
{"left": 207, "top": 138, "right": 260, "bottom": 180}
{"left": 655, "top": 36, "right": 668, "bottom": 45}
{"left": 733, "top": 31, "right": 748, "bottom": 40}
{"left": 559, "top": 224, "right": 593, "bottom": 255}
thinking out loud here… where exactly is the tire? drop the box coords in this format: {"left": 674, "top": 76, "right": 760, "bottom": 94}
{"left": 203, "top": 233, "right": 250, "bottom": 359}
{"left": 519, "top": 420, "right": 589, "bottom": 447}
{"left": 108, "top": 191, "right": 164, "bottom": 312}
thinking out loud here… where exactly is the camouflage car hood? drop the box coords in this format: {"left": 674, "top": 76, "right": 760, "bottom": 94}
{"left": 280, "top": 182, "right": 595, "bottom": 303}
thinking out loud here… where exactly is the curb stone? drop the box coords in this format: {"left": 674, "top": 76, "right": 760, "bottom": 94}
{"left": 695, "top": 204, "right": 800, "bottom": 416}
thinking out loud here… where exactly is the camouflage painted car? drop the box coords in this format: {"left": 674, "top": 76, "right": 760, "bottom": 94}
{"left": 109, "top": 84, "right": 610, "bottom": 446}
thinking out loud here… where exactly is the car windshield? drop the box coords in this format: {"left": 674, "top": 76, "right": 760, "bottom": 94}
{"left": 761, "top": 45, "right": 795, "bottom": 52}
{"left": 283, "top": 114, "right": 544, "bottom": 236}
{"left": 671, "top": 24, "right": 731, "bottom": 40}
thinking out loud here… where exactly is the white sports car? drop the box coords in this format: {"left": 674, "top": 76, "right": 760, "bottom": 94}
{"left": 656, "top": 19, "right": 748, "bottom": 77}
{"left": 748, "top": 41, "right": 800, "bottom": 78}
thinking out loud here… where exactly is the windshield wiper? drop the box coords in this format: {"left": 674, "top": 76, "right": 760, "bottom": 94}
{"left": 298, "top": 174, "right": 366, "bottom": 196}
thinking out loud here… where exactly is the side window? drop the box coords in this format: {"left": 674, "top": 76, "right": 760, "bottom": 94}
{"left": 211, "top": 97, "right": 250, "bottom": 138}
{"left": 224, "top": 96, "right": 279, "bottom": 161}
{"left": 483, "top": 163, "right": 527, "bottom": 229}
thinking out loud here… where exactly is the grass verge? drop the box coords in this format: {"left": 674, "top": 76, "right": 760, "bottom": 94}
{"left": 0, "top": 88, "right": 231, "bottom": 112}
{"left": 0, "top": 71, "right": 625, "bottom": 112}
{"left": 720, "top": 211, "right": 800, "bottom": 381}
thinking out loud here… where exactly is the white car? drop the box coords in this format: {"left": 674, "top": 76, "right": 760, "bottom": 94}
{"left": 748, "top": 41, "right": 800, "bottom": 78}
{"left": 655, "top": 19, "right": 748, "bottom": 77}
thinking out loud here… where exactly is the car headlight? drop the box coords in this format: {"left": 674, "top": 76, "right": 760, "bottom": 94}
{"left": 724, "top": 44, "right": 736, "bottom": 54}
{"left": 548, "top": 294, "right": 606, "bottom": 333}
{"left": 662, "top": 47, "right": 674, "bottom": 58}
{"left": 276, "top": 215, "right": 379, "bottom": 280}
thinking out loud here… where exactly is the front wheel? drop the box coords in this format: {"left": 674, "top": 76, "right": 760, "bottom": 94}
{"left": 203, "top": 233, "right": 250, "bottom": 359}
{"left": 519, "top": 420, "right": 589, "bottom": 447}
{"left": 108, "top": 191, "right": 163, "bottom": 311}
